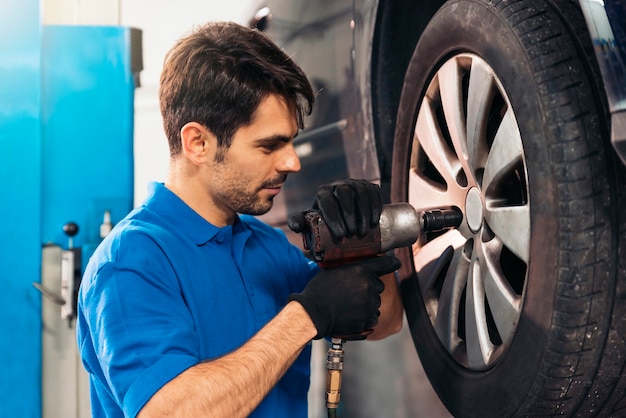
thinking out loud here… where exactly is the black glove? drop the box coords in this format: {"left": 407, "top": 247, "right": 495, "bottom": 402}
{"left": 289, "top": 255, "right": 401, "bottom": 339}
{"left": 287, "top": 179, "right": 383, "bottom": 239}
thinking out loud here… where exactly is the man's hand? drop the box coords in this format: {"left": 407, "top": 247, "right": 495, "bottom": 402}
{"left": 287, "top": 179, "right": 383, "bottom": 239}
{"left": 288, "top": 255, "right": 401, "bottom": 339}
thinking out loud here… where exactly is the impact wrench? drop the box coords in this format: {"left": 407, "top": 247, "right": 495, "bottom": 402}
{"left": 297, "top": 203, "right": 463, "bottom": 417}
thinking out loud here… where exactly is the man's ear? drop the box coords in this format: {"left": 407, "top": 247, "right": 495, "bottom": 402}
{"left": 180, "top": 122, "right": 216, "bottom": 165}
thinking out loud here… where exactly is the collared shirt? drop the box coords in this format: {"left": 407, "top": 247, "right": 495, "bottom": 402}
{"left": 77, "top": 182, "right": 319, "bottom": 417}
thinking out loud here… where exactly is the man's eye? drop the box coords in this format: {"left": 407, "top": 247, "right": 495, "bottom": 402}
{"left": 262, "top": 143, "right": 279, "bottom": 151}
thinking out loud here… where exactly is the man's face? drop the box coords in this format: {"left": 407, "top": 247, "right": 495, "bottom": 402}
{"left": 207, "top": 94, "right": 301, "bottom": 216}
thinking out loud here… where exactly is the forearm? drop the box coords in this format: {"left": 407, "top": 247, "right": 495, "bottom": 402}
{"left": 137, "top": 301, "right": 317, "bottom": 418}
{"left": 368, "top": 271, "right": 404, "bottom": 340}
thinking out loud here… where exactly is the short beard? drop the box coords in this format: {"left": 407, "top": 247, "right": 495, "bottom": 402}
{"left": 226, "top": 174, "right": 287, "bottom": 216}
{"left": 230, "top": 193, "right": 274, "bottom": 216}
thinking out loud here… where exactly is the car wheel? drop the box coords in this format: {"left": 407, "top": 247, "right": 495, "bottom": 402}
{"left": 390, "top": 0, "right": 626, "bottom": 416}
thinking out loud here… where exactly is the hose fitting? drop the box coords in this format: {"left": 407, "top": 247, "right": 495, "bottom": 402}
{"left": 326, "top": 338, "right": 344, "bottom": 411}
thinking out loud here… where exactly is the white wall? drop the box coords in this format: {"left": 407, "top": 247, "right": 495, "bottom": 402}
{"left": 43, "top": 0, "right": 121, "bottom": 25}
{"left": 120, "top": 1, "right": 260, "bottom": 205}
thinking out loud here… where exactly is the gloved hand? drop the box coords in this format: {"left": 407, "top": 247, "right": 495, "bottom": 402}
{"left": 289, "top": 255, "right": 401, "bottom": 339}
{"left": 287, "top": 179, "right": 383, "bottom": 239}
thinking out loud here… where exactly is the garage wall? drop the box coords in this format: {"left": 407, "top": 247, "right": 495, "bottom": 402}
{"left": 42, "top": 0, "right": 121, "bottom": 25}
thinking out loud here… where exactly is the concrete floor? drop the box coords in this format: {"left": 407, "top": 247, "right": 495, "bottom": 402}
{"left": 308, "top": 323, "right": 453, "bottom": 418}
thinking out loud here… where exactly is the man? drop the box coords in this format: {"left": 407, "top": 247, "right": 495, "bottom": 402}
{"left": 77, "top": 21, "right": 403, "bottom": 418}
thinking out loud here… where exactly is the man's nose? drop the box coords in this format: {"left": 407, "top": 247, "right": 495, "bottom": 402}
{"left": 278, "top": 145, "right": 301, "bottom": 173}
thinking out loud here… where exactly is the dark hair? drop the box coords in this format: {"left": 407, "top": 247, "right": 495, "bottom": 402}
{"left": 159, "top": 21, "right": 315, "bottom": 157}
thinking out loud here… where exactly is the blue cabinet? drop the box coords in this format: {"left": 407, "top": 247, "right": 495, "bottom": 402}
{"left": 0, "top": 16, "right": 141, "bottom": 417}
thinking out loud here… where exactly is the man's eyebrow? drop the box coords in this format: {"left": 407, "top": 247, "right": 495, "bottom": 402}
{"left": 254, "top": 133, "right": 298, "bottom": 144}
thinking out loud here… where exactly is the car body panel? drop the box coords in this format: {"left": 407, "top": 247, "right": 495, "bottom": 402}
{"left": 578, "top": 0, "right": 626, "bottom": 163}
{"left": 252, "top": 0, "right": 381, "bottom": 217}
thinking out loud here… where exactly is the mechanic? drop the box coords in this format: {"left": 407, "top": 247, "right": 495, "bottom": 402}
{"left": 76, "top": 21, "right": 404, "bottom": 418}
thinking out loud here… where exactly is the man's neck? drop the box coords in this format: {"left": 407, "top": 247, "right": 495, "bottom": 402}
{"left": 165, "top": 165, "right": 235, "bottom": 227}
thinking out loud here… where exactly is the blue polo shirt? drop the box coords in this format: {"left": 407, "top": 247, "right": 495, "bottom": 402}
{"left": 77, "top": 182, "right": 319, "bottom": 417}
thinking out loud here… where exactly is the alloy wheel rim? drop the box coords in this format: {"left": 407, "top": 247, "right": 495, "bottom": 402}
{"left": 407, "top": 53, "right": 530, "bottom": 370}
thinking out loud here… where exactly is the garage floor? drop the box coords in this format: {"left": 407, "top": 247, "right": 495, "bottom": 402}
{"left": 309, "top": 323, "right": 452, "bottom": 418}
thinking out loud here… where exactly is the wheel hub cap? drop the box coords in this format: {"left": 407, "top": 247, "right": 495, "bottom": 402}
{"left": 466, "top": 187, "right": 483, "bottom": 232}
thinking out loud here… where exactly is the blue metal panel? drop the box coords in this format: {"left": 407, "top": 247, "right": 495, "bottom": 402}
{"left": 41, "top": 26, "right": 135, "bottom": 259}
{"left": 0, "top": 0, "right": 42, "bottom": 416}
{"left": 0, "top": 19, "right": 136, "bottom": 416}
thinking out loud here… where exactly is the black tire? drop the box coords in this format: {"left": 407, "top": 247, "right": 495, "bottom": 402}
{"left": 390, "top": 0, "right": 626, "bottom": 416}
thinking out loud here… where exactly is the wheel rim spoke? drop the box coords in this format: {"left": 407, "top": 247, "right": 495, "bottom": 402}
{"left": 433, "top": 244, "right": 470, "bottom": 352}
{"left": 482, "top": 106, "right": 530, "bottom": 261}
{"left": 482, "top": 107, "right": 523, "bottom": 188}
{"left": 415, "top": 98, "right": 461, "bottom": 186}
{"left": 466, "top": 57, "right": 495, "bottom": 171}
{"left": 484, "top": 205, "right": 530, "bottom": 262}
{"left": 414, "top": 230, "right": 466, "bottom": 276}
{"left": 439, "top": 58, "right": 468, "bottom": 161}
{"left": 407, "top": 159, "right": 455, "bottom": 210}
{"left": 481, "top": 239, "right": 522, "bottom": 343}
{"left": 465, "top": 258, "right": 493, "bottom": 369}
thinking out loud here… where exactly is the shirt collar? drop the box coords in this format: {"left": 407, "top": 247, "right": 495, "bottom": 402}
{"left": 142, "top": 182, "right": 249, "bottom": 246}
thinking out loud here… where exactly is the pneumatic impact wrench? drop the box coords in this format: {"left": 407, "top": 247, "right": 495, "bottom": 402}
{"left": 300, "top": 202, "right": 462, "bottom": 267}
{"left": 297, "top": 203, "right": 462, "bottom": 417}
